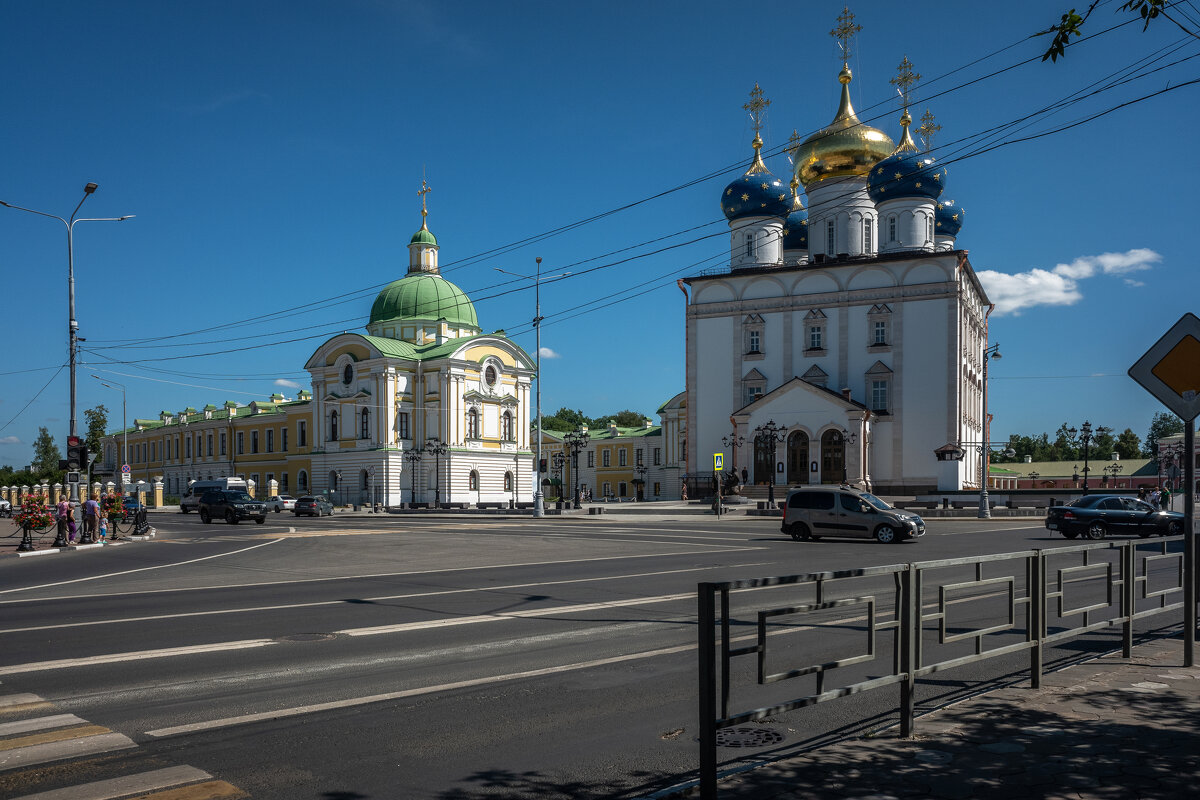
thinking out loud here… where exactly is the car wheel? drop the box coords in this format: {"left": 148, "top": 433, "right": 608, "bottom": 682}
{"left": 200, "top": 509, "right": 211, "bottom": 524}
{"left": 225, "top": 510, "right": 238, "bottom": 525}
{"left": 1062, "top": 530, "right": 1078, "bottom": 539}
{"left": 1167, "top": 520, "right": 1183, "bottom": 536}
{"left": 274, "top": 507, "right": 280, "bottom": 513}
{"left": 1086, "top": 521, "right": 1106, "bottom": 540}
{"left": 255, "top": 517, "right": 265, "bottom": 524}
{"left": 875, "top": 524, "right": 898, "bottom": 544}
{"left": 180, "top": 505, "right": 188, "bottom": 513}
{"left": 792, "top": 522, "right": 811, "bottom": 541}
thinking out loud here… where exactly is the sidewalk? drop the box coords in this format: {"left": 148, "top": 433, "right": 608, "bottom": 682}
{"left": 700, "top": 635, "right": 1200, "bottom": 799}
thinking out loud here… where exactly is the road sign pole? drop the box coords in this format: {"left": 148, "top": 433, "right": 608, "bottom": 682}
{"left": 1185, "top": 424, "right": 1196, "bottom": 667}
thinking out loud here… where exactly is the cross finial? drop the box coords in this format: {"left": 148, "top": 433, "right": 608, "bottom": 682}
{"left": 743, "top": 83, "right": 770, "bottom": 137}
{"left": 890, "top": 56, "right": 920, "bottom": 112}
{"left": 830, "top": 6, "right": 862, "bottom": 67}
{"left": 418, "top": 177, "right": 432, "bottom": 223}
{"left": 918, "top": 108, "right": 942, "bottom": 153}
{"left": 786, "top": 129, "right": 803, "bottom": 166}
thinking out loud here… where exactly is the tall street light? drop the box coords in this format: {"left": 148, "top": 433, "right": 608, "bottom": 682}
{"left": 403, "top": 446, "right": 423, "bottom": 507}
{"left": 752, "top": 420, "right": 787, "bottom": 506}
{"left": 1, "top": 183, "right": 134, "bottom": 504}
{"left": 1066, "top": 420, "right": 1110, "bottom": 496}
{"left": 425, "top": 437, "right": 447, "bottom": 506}
{"left": 979, "top": 343, "right": 1002, "bottom": 518}
{"left": 497, "top": 258, "right": 569, "bottom": 518}
{"left": 92, "top": 375, "right": 127, "bottom": 492}
{"left": 564, "top": 428, "right": 590, "bottom": 509}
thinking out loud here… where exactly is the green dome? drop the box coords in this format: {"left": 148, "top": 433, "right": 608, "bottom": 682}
{"left": 369, "top": 273, "right": 478, "bottom": 329}
{"left": 410, "top": 227, "right": 437, "bottom": 246}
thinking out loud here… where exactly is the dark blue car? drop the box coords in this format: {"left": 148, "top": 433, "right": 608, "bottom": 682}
{"left": 1045, "top": 494, "right": 1184, "bottom": 539}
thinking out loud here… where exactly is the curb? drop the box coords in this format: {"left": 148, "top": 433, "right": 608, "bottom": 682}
{"left": 4, "top": 528, "right": 156, "bottom": 559}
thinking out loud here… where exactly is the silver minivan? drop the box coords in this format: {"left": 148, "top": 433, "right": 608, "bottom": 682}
{"left": 782, "top": 486, "right": 925, "bottom": 543}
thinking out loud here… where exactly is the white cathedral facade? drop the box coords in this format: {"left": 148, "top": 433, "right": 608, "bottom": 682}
{"left": 684, "top": 41, "right": 992, "bottom": 494}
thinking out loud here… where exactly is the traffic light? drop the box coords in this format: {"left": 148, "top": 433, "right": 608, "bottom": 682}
{"left": 539, "top": 458, "right": 547, "bottom": 474}
{"left": 66, "top": 436, "right": 84, "bottom": 470}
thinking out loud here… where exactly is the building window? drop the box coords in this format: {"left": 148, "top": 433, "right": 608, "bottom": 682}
{"left": 330, "top": 411, "right": 338, "bottom": 441}
{"left": 745, "top": 233, "right": 754, "bottom": 258}
{"left": 206, "top": 435, "right": 213, "bottom": 457}
{"left": 874, "top": 320, "right": 887, "bottom": 344}
{"left": 152, "top": 442, "right": 156, "bottom": 462}
{"left": 469, "top": 470, "right": 479, "bottom": 491}
{"left": 282, "top": 428, "right": 289, "bottom": 452}
{"left": 504, "top": 472, "right": 513, "bottom": 492}
{"left": 299, "top": 421, "right": 307, "bottom": 447}
{"left": 588, "top": 451, "right": 595, "bottom": 468}
{"left": 654, "top": 447, "right": 661, "bottom": 466}
{"left": 298, "top": 470, "right": 308, "bottom": 492}
{"left": 281, "top": 473, "right": 289, "bottom": 493}
{"left": 185, "top": 437, "right": 191, "bottom": 459}
{"left": 603, "top": 450, "right": 611, "bottom": 467}
{"left": 871, "top": 380, "right": 889, "bottom": 413}
{"left": 237, "top": 432, "right": 244, "bottom": 455}
{"left": 888, "top": 216, "right": 897, "bottom": 243}
{"left": 251, "top": 431, "right": 259, "bottom": 454}
{"left": 826, "top": 219, "right": 835, "bottom": 256}
{"left": 748, "top": 330, "right": 760, "bottom": 354}
{"left": 360, "top": 408, "right": 370, "bottom": 439}
{"left": 618, "top": 449, "right": 627, "bottom": 467}
{"left": 342, "top": 364, "right": 353, "bottom": 385}
{"left": 863, "top": 218, "right": 873, "bottom": 253}
{"left": 467, "top": 408, "right": 479, "bottom": 439}
{"left": 484, "top": 364, "right": 498, "bottom": 388}
{"left": 635, "top": 448, "right": 643, "bottom": 466}
{"left": 809, "top": 325, "right": 823, "bottom": 350}
{"left": 501, "top": 410, "right": 513, "bottom": 441}
{"left": 654, "top": 482, "right": 661, "bottom": 497}
{"left": 266, "top": 429, "right": 274, "bottom": 453}
{"left": 603, "top": 482, "right": 612, "bottom": 497}
{"left": 220, "top": 432, "right": 226, "bottom": 456}
{"left": 746, "top": 386, "right": 764, "bottom": 405}
{"left": 398, "top": 412, "right": 410, "bottom": 440}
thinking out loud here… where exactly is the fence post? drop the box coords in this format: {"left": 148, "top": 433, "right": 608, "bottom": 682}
{"left": 899, "top": 563, "right": 917, "bottom": 737}
{"left": 1122, "top": 542, "right": 1135, "bottom": 659}
{"left": 1030, "top": 550, "right": 1043, "bottom": 689}
{"left": 698, "top": 583, "right": 718, "bottom": 800}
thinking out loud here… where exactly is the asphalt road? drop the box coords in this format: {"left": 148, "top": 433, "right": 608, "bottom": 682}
{"left": 0, "top": 509, "right": 1184, "bottom": 799}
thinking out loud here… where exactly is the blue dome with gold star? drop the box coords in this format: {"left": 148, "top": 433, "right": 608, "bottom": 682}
{"left": 867, "top": 150, "right": 946, "bottom": 203}
{"left": 935, "top": 198, "right": 965, "bottom": 237}
{"left": 782, "top": 196, "right": 808, "bottom": 250}
{"left": 722, "top": 170, "right": 790, "bottom": 221}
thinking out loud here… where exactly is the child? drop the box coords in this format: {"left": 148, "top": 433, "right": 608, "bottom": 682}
{"left": 99, "top": 516, "right": 108, "bottom": 542}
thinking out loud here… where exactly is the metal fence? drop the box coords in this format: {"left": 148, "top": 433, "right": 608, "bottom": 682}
{"left": 697, "top": 538, "right": 1187, "bottom": 798}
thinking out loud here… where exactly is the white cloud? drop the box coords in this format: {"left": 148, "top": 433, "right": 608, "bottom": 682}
{"left": 539, "top": 347, "right": 561, "bottom": 359}
{"left": 274, "top": 379, "right": 302, "bottom": 389}
{"left": 979, "top": 248, "right": 1160, "bottom": 316}
{"left": 0, "top": 436, "right": 19, "bottom": 445}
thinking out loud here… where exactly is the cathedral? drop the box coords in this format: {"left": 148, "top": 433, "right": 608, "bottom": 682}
{"left": 684, "top": 9, "right": 991, "bottom": 494}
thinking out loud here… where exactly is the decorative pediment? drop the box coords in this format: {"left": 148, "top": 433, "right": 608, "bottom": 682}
{"left": 868, "top": 304, "right": 892, "bottom": 315}
{"left": 804, "top": 309, "right": 827, "bottom": 321}
{"left": 802, "top": 365, "right": 828, "bottom": 381}
{"left": 323, "top": 388, "right": 372, "bottom": 401}
{"left": 742, "top": 313, "right": 764, "bottom": 325}
{"left": 866, "top": 360, "right": 894, "bottom": 375}
{"left": 742, "top": 368, "right": 767, "bottom": 382}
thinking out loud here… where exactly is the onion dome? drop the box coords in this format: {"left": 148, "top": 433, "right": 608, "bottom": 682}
{"left": 935, "top": 198, "right": 965, "bottom": 237}
{"left": 793, "top": 67, "right": 895, "bottom": 188}
{"left": 369, "top": 273, "right": 479, "bottom": 329}
{"left": 410, "top": 225, "right": 437, "bottom": 246}
{"left": 782, "top": 178, "right": 809, "bottom": 251}
{"left": 866, "top": 112, "right": 946, "bottom": 202}
{"left": 721, "top": 134, "right": 790, "bottom": 221}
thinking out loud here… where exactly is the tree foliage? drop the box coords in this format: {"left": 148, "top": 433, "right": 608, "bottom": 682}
{"left": 994, "top": 421, "right": 1134, "bottom": 463}
{"left": 31, "top": 427, "right": 62, "bottom": 474}
{"left": 1038, "top": 1, "right": 1175, "bottom": 61}
{"left": 1146, "top": 411, "right": 1185, "bottom": 455}
{"left": 84, "top": 404, "right": 110, "bottom": 459}
{"left": 538, "top": 407, "right": 650, "bottom": 433}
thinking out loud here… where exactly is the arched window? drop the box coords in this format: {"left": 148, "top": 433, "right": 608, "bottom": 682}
{"left": 467, "top": 408, "right": 480, "bottom": 438}
{"left": 330, "top": 410, "right": 338, "bottom": 441}
{"left": 745, "top": 233, "right": 754, "bottom": 258}
{"left": 504, "top": 472, "right": 513, "bottom": 492}
{"left": 501, "top": 410, "right": 513, "bottom": 441}
{"left": 469, "top": 470, "right": 479, "bottom": 491}
{"left": 329, "top": 471, "right": 339, "bottom": 490}
{"left": 298, "top": 470, "right": 309, "bottom": 492}
{"left": 360, "top": 408, "right": 370, "bottom": 439}
{"left": 360, "top": 469, "right": 369, "bottom": 490}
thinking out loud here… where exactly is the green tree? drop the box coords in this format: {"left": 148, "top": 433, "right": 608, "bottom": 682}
{"left": 84, "top": 404, "right": 110, "bottom": 459}
{"left": 1114, "top": 428, "right": 1142, "bottom": 460}
{"left": 31, "top": 427, "right": 62, "bottom": 475}
{"left": 609, "top": 409, "right": 648, "bottom": 428}
{"left": 1038, "top": 1, "right": 1177, "bottom": 62}
{"left": 540, "top": 407, "right": 589, "bottom": 432}
{"left": 1145, "top": 411, "right": 1184, "bottom": 456}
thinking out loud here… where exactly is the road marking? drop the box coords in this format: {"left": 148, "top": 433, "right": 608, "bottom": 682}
{"left": 0, "top": 539, "right": 285, "bottom": 596}
{"left": 0, "top": 547, "right": 765, "bottom": 605}
{"left": 1, "top": 725, "right": 111, "bottom": 750}
{"left": 7, "top": 766, "right": 216, "bottom": 800}
{"left": 0, "top": 694, "right": 43, "bottom": 709}
{"left": 0, "top": 731, "right": 135, "bottom": 769}
{"left": 0, "top": 640, "right": 276, "bottom": 676}
{"left": 0, "top": 564, "right": 772, "bottom": 635}
{"left": 0, "top": 715, "right": 85, "bottom": 737}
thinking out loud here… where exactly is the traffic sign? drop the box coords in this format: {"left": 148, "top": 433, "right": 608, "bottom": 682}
{"left": 1129, "top": 312, "right": 1200, "bottom": 422}
{"left": 713, "top": 453, "right": 724, "bottom": 472}
{"left": 121, "top": 464, "right": 131, "bottom": 474}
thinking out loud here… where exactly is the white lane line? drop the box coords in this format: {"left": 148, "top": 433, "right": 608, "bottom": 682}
{"left": 8, "top": 766, "right": 214, "bottom": 800}
{"left": 336, "top": 592, "right": 696, "bottom": 637}
{"left": 0, "top": 539, "right": 285, "bottom": 596}
{"left": 144, "top": 642, "right": 697, "bottom": 738}
{"left": 0, "top": 694, "right": 42, "bottom": 708}
{"left": 0, "top": 547, "right": 766, "bottom": 605}
{"left": 0, "top": 640, "right": 276, "bottom": 676}
{"left": 0, "top": 732, "right": 136, "bottom": 770}
{"left": 0, "top": 563, "right": 773, "bottom": 635}
{"left": 0, "top": 715, "right": 86, "bottom": 736}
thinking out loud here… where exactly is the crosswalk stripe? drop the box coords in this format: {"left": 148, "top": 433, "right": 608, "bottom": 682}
{"left": 124, "top": 780, "right": 246, "bottom": 800}
{"left": 0, "top": 731, "right": 136, "bottom": 770}
{"left": 8, "top": 765, "right": 214, "bottom": 800}
{"left": 0, "top": 715, "right": 86, "bottom": 737}
{"left": 1, "top": 725, "right": 110, "bottom": 750}
{"left": 0, "top": 694, "right": 43, "bottom": 708}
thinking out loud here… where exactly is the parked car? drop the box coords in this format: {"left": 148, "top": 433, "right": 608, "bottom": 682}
{"left": 781, "top": 486, "right": 925, "bottom": 543}
{"left": 198, "top": 489, "right": 266, "bottom": 525}
{"left": 264, "top": 495, "right": 297, "bottom": 513}
{"left": 0, "top": 498, "right": 11, "bottom": 517}
{"left": 1045, "top": 494, "right": 1184, "bottom": 539}
{"left": 122, "top": 496, "right": 144, "bottom": 515}
{"left": 180, "top": 478, "right": 250, "bottom": 513}
{"left": 294, "top": 495, "right": 333, "bottom": 517}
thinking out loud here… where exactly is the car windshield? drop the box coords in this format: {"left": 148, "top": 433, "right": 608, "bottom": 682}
{"left": 1067, "top": 496, "right": 1103, "bottom": 508}
{"left": 859, "top": 492, "right": 891, "bottom": 511}
{"left": 226, "top": 491, "right": 253, "bottom": 502}
{"left": 298, "top": 497, "right": 315, "bottom": 502}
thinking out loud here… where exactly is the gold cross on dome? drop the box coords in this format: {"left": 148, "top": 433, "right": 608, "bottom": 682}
{"left": 918, "top": 108, "right": 942, "bottom": 153}
{"left": 786, "top": 129, "right": 802, "bottom": 166}
{"left": 418, "top": 178, "right": 432, "bottom": 219}
{"left": 743, "top": 83, "right": 770, "bottom": 137}
{"left": 890, "top": 56, "right": 920, "bottom": 112}
{"left": 830, "top": 6, "right": 862, "bottom": 66}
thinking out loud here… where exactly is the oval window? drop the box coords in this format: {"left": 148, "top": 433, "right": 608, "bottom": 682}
{"left": 485, "top": 365, "right": 498, "bottom": 387}
{"left": 343, "top": 364, "right": 353, "bottom": 385}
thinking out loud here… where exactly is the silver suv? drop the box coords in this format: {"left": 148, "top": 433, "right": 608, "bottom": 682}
{"left": 782, "top": 486, "right": 925, "bottom": 543}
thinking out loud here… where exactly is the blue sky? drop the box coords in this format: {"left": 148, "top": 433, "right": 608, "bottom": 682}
{"left": 2, "top": 0, "right": 1197, "bottom": 468}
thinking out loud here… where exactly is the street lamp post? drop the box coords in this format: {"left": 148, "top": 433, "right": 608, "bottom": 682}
{"left": 1, "top": 184, "right": 134, "bottom": 505}
{"left": 93, "top": 375, "right": 127, "bottom": 492}
{"left": 721, "top": 429, "right": 745, "bottom": 483}
{"left": 1066, "top": 421, "right": 1111, "bottom": 496}
{"left": 839, "top": 429, "right": 858, "bottom": 485}
{"left": 497, "top": 258, "right": 569, "bottom": 519}
{"left": 634, "top": 462, "right": 647, "bottom": 501}
{"left": 552, "top": 451, "right": 565, "bottom": 507}
{"left": 1028, "top": 471, "right": 1040, "bottom": 488}
{"left": 563, "top": 428, "right": 590, "bottom": 509}
{"left": 425, "top": 437, "right": 447, "bottom": 507}
{"left": 403, "top": 447, "right": 423, "bottom": 507}
{"left": 752, "top": 420, "right": 787, "bottom": 506}
{"left": 979, "top": 343, "right": 1002, "bottom": 518}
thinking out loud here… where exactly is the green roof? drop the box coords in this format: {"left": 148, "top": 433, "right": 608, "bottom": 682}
{"left": 369, "top": 273, "right": 478, "bottom": 329}
{"left": 410, "top": 226, "right": 438, "bottom": 246}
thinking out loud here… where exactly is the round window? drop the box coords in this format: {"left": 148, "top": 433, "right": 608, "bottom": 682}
{"left": 342, "top": 364, "right": 353, "bottom": 385}
{"left": 484, "top": 365, "right": 498, "bottom": 387}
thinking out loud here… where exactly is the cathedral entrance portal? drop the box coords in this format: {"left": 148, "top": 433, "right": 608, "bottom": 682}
{"left": 753, "top": 438, "right": 773, "bottom": 485}
{"left": 820, "top": 430, "right": 845, "bottom": 484}
{"left": 786, "top": 431, "right": 809, "bottom": 485}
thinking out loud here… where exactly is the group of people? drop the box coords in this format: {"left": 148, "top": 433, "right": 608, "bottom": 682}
{"left": 53, "top": 495, "right": 108, "bottom": 543}
{"left": 1137, "top": 485, "right": 1173, "bottom": 511}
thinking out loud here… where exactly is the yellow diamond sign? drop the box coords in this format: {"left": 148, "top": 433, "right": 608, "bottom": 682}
{"left": 1130, "top": 313, "right": 1200, "bottom": 421}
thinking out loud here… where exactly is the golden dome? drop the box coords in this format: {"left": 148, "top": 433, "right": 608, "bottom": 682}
{"left": 794, "top": 67, "right": 895, "bottom": 188}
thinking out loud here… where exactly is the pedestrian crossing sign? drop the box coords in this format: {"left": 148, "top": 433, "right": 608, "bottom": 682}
{"left": 713, "top": 453, "right": 724, "bottom": 472}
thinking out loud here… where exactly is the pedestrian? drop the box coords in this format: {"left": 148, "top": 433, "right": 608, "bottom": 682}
{"left": 741, "top": 466, "right": 749, "bottom": 486}
{"left": 82, "top": 495, "right": 100, "bottom": 541}
{"left": 1161, "top": 484, "right": 1172, "bottom": 511}
{"left": 1137, "top": 486, "right": 1146, "bottom": 501}
{"left": 1149, "top": 487, "right": 1161, "bottom": 509}
{"left": 99, "top": 516, "right": 108, "bottom": 542}
{"left": 680, "top": 482, "right": 688, "bottom": 502}
{"left": 55, "top": 497, "right": 70, "bottom": 543}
